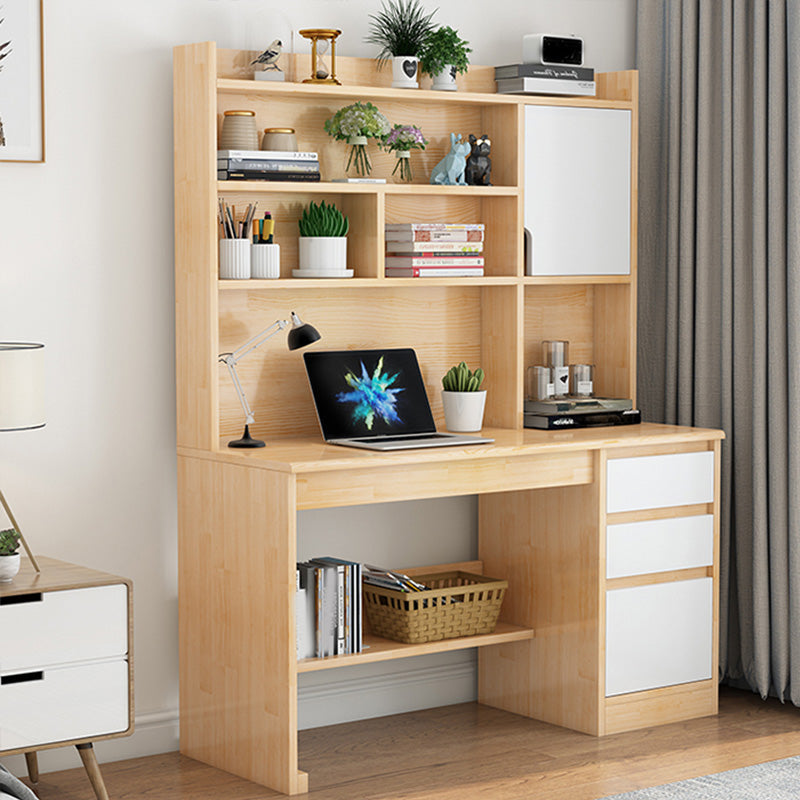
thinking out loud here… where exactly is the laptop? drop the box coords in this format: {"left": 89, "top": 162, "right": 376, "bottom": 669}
{"left": 303, "top": 348, "right": 494, "bottom": 451}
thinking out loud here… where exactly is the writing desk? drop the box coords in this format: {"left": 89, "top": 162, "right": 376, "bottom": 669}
{"left": 177, "top": 422, "right": 723, "bottom": 795}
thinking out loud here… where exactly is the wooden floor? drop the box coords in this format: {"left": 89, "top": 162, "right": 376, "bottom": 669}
{"left": 16, "top": 687, "right": 800, "bottom": 800}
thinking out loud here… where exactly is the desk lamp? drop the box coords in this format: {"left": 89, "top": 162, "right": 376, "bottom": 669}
{"left": 0, "top": 342, "right": 44, "bottom": 572}
{"left": 219, "top": 312, "right": 321, "bottom": 448}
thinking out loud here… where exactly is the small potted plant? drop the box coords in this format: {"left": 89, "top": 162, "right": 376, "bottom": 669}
{"left": 382, "top": 124, "right": 428, "bottom": 182}
{"left": 0, "top": 528, "right": 21, "bottom": 583}
{"left": 365, "top": 0, "right": 437, "bottom": 89}
{"left": 419, "top": 25, "right": 471, "bottom": 91}
{"left": 441, "top": 362, "right": 486, "bottom": 432}
{"left": 324, "top": 101, "right": 391, "bottom": 177}
{"left": 296, "top": 200, "right": 350, "bottom": 277}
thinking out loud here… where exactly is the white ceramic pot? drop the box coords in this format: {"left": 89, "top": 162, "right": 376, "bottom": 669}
{"left": 431, "top": 64, "right": 458, "bottom": 91}
{"left": 219, "top": 239, "right": 251, "bottom": 279}
{"left": 392, "top": 56, "right": 419, "bottom": 89}
{"left": 298, "top": 237, "right": 347, "bottom": 273}
{"left": 251, "top": 243, "right": 280, "bottom": 278}
{"left": 0, "top": 553, "right": 20, "bottom": 583}
{"left": 441, "top": 390, "right": 487, "bottom": 432}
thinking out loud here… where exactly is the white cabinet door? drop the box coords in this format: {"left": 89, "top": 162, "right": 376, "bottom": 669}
{"left": 606, "top": 578, "right": 713, "bottom": 696}
{"left": 524, "top": 105, "right": 631, "bottom": 276}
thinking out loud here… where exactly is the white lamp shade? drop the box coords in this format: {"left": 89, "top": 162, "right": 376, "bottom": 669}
{"left": 0, "top": 343, "right": 45, "bottom": 431}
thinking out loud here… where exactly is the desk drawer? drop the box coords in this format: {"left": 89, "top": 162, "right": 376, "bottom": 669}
{"left": 607, "top": 451, "right": 715, "bottom": 513}
{"left": 0, "top": 660, "right": 129, "bottom": 750}
{"left": 606, "top": 515, "right": 714, "bottom": 578}
{"left": 0, "top": 585, "right": 128, "bottom": 672}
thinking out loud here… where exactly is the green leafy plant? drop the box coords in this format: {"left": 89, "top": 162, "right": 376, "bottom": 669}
{"left": 442, "top": 362, "right": 485, "bottom": 392}
{"left": 365, "top": 0, "right": 438, "bottom": 64}
{"left": 419, "top": 26, "right": 471, "bottom": 77}
{"left": 324, "top": 101, "right": 391, "bottom": 175}
{"left": 0, "top": 528, "right": 20, "bottom": 556}
{"left": 298, "top": 201, "right": 349, "bottom": 238}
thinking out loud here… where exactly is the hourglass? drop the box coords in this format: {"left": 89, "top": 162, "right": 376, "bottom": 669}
{"left": 298, "top": 29, "right": 342, "bottom": 85}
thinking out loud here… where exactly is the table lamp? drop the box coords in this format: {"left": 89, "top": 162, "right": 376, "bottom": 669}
{"left": 219, "top": 312, "right": 321, "bottom": 448}
{"left": 0, "top": 342, "right": 45, "bottom": 572}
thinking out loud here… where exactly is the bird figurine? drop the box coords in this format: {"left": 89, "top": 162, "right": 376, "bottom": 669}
{"left": 251, "top": 40, "right": 282, "bottom": 71}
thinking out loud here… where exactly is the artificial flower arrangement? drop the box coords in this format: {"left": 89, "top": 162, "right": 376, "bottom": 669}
{"left": 382, "top": 123, "right": 428, "bottom": 182}
{"left": 324, "top": 101, "right": 391, "bottom": 176}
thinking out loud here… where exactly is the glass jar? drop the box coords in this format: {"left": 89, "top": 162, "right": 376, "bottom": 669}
{"left": 261, "top": 127, "right": 298, "bottom": 152}
{"left": 219, "top": 110, "right": 258, "bottom": 151}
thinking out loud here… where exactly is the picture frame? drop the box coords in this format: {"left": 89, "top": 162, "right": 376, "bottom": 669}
{"left": 0, "top": 0, "right": 44, "bottom": 163}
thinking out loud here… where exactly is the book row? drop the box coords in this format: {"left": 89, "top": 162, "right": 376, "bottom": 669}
{"left": 385, "top": 223, "right": 485, "bottom": 277}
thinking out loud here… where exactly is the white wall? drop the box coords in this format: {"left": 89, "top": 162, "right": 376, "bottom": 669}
{"left": 0, "top": 0, "right": 635, "bottom": 775}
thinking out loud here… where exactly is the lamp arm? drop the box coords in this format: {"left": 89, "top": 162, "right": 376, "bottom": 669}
{"left": 226, "top": 319, "right": 289, "bottom": 366}
{"left": 223, "top": 358, "right": 255, "bottom": 425}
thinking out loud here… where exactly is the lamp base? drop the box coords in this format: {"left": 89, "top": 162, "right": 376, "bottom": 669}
{"left": 228, "top": 424, "right": 266, "bottom": 448}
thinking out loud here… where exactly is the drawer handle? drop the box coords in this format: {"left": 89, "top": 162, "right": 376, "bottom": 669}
{"left": 0, "top": 593, "right": 43, "bottom": 606}
{"left": 1, "top": 671, "right": 44, "bottom": 685}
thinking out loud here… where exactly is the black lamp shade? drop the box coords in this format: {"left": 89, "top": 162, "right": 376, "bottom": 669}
{"left": 287, "top": 322, "right": 321, "bottom": 351}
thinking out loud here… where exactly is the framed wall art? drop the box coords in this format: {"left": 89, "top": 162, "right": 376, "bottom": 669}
{"left": 0, "top": 0, "right": 44, "bottom": 162}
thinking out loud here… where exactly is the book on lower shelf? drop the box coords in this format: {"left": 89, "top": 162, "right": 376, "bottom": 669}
{"left": 385, "top": 267, "right": 485, "bottom": 277}
{"left": 385, "top": 223, "right": 485, "bottom": 243}
{"left": 385, "top": 255, "right": 485, "bottom": 268}
{"left": 385, "top": 241, "right": 483, "bottom": 254}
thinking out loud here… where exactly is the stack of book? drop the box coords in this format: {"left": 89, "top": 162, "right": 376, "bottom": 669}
{"left": 218, "top": 149, "right": 321, "bottom": 182}
{"left": 385, "top": 223, "right": 485, "bottom": 277}
{"left": 494, "top": 64, "right": 596, "bottom": 96}
{"left": 296, "top": 557, "right": 363, "bottom": 660}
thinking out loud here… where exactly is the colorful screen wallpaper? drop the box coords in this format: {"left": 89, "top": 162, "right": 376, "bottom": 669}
{"left": 304, "top": 349, "right": 437, "bottom": 440}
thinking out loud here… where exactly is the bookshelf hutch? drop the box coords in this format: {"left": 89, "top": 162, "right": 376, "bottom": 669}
{"left": 174, "top": 42, "right": 723, "bottom": 795}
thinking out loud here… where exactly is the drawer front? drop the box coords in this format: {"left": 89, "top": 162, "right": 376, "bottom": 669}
{"left": 0, "top": 660, "right": 129, "bottom": 750}
{"left": 607, "top": 451, "right": 715, "bottom": 513}
{"left": 606, "top": 515, "right": 714, "bottom": 578}
{"left": 0, "top": 584, "right": 128, "bottom": 672}
{"left": 606, "top": 578, "right": 713, "bottom": 697}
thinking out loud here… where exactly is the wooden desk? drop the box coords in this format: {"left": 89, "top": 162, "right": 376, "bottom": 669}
{"left": 177, "top": 422, "right": 723, "bottom": 796}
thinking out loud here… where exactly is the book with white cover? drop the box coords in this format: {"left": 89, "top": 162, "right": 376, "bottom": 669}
{"left": 385, "top": 255, "right": 484, "bottom": 268}
{"left": 495, "top": 77, "right": 596, "bottom": 96}
{"left": 385, "top": 267, "right": 484, "bottom": 277}
{"left": 385, "top": 229, "right": 484, "bottom": 243}
{"left": 384, "top": 223, "right": 485, "bottom": 231}
{"left": 385, "top": 241, "right": 483, "bottom": 254}
{"left": 217, "top": 149, "right": 318, "bottom": 161}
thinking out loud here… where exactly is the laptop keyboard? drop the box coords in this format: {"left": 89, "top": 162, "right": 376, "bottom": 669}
{"left": 350, "top": 433, "right": 452, "bottom": 443}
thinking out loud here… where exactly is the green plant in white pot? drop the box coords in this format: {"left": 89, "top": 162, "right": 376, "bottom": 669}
{"left": 419, "top": 25, "right": 471, "bottom": 91}
{"left": 0, "top": 528, "right": 21, "bottom": 583}
{"left": 441, "top": 362, "right": 486, "bottom": 432}
{"left": 295, "top": 200, "right": 351, "bottom": 278}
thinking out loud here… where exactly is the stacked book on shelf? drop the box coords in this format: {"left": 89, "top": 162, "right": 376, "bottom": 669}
{"left": 494, "top": 64, "right": 596, "bottom": 96}
{"left": 385, "top": 223, "right": 485, "bottom": 277}
{"left": 218, "top": 149, "right": 321, "bottom": 182}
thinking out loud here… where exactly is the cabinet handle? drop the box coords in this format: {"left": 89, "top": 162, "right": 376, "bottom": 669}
{"left": 0, "top": 593, "right": 43, "bottom": 606}
{"left": 1, "top": 671, "right": 44, "bottom": 685}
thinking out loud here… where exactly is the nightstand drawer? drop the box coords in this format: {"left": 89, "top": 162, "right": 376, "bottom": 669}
{"left": 606, "top": 515, "right": 714, "bottom": 578}
{"left": 0, "top": 659, "right": 129, "bottom": 750}
{"left": 607, "top": 451, "right": 715, "bottom": 513}
{"left": 0, "top": 585, "right": 128, "bottom": 672}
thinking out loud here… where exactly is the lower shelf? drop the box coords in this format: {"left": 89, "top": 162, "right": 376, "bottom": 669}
{"left": 296, "top": 622, "right": 533, "bottom": 673}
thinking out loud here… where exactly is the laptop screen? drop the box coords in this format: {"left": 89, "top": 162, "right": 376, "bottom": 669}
{"left": 303, "top": 349, "right": 437, "bottom": 440}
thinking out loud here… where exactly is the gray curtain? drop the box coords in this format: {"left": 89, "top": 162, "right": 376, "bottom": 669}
{"left": 636, "top": 0, "right": 800, "bottom": 702}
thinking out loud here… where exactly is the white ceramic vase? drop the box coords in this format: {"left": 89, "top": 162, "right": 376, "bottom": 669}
{"left": 431, "top": 64, "right": 458, "bottom": 91}
{"left": 392, "top": 56, "right": 419, "bottom": 88}
{"left": 0, "top": 553, "right": 20, "bottom": 583}
{"left": 441, "top": 390, "right": 487, "bottom": 432}
{"left": 297, "top": 237, "right": 348, "bottom": 274}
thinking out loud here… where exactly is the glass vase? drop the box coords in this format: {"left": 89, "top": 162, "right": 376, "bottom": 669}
{"left": 392, "top": 150, "right": 413, "bottom": 183}
{"left": 345, "top": 135, "right": 371, "bottom": 177}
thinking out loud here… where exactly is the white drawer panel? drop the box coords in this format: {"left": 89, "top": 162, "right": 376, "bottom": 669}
{"left": 0, "top": 585, "right": 128, "bottom": 672}
{"left": 607, "top": 451, "right": 715, "bottom": 513}
{"left": 606, "top": 515, "right": 714, "bottom": 578}
{"left": 606, "top": 578, "right": 713, "bottom": 696}
{"left": 0, "top": 660, "right": 129, "bottom": 750}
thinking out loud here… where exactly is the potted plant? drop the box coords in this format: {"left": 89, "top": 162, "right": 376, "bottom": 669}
{"left": 419, "top": 25, "right": 471, "bottom": 91}
{"left": 365, "top": 0, "right": 437, "bottom": 89}
{"left": 296, "top": 200, "right": 350, "bottom": 277}
{"left": 0, "top": 528, "right": 21, "bottom": 583}
{"left": 324, "top": 101, "right": 391, "bottom": 177}
{"left": 382, "top": 123, "right": 428, "bottom": 182}
{"left": 441, "top": 362, "right": 486, "bottom": 432}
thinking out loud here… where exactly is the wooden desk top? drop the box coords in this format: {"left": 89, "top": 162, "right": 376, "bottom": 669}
{"left": 0, "top": 556, "right": 131, "bottom": 597}
{"left": 178, "top": 422, "right": 724, "bottom": 475}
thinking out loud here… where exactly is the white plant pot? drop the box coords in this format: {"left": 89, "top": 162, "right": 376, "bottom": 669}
{"left": 431, "top": 64, "right": 458, "bottom": 91}
{"left": 392, "top": 56, "right": 419, "bottom": 89}
{"left": 297, "top": 237, "right": 348, "bottom": 273}
{"left": 441, "top": 390, "right": 487, "bottom": 432}
{"left": 0, "top": 553, "right": 20, "bottom": 583}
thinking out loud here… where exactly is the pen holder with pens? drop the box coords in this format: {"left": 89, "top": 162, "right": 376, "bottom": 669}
{"left": 219, "top": 239, "right": 251, "bottom": 279}
{"left": 251, "top": 243, "right": 280, "bottom": 279}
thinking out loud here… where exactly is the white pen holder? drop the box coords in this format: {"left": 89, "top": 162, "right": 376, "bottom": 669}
{"left": 251, "top": 243, "right": 280, "bottom": 279}
{"left": 219, "top": 239, "right": 251, "bottom": 279}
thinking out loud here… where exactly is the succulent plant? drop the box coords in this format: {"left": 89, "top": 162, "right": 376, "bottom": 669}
{"left": 298, "top": 200, "right": 349, "bottom": 238}
{"left": 0, "top": 528, "right": 20, "bottom": 556}
{"left": 442, "top": 362, "right": 485, "bottom": 392}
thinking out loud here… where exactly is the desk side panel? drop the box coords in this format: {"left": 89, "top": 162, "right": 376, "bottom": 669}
{"left": 178, "top": 456, "right": 303, "bottom": 795}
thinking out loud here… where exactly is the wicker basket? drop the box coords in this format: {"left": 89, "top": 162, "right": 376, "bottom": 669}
{"left": 363, "top": 571, "right": 508, "bottom": 645}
